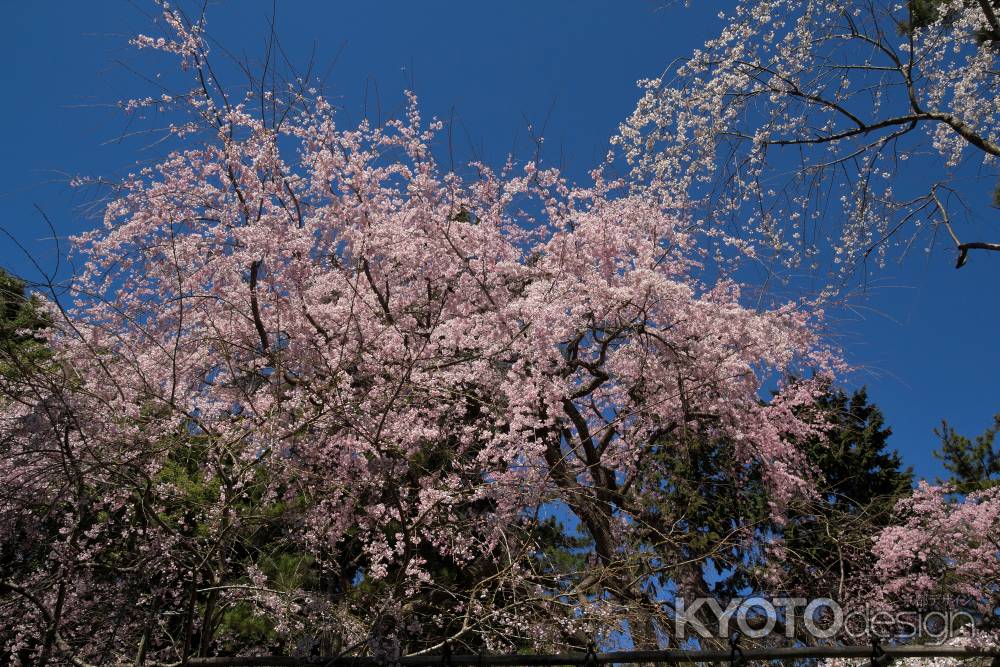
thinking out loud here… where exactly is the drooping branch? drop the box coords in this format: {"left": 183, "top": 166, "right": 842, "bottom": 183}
{"left": 618, "top": 0, "right": 1000, "bottom": 277}
{"left": 957, "top": 241, "right": 1000, "bottom": 268}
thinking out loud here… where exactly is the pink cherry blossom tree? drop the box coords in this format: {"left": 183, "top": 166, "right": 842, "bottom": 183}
{"left": 0, "top": 4, "right": 845, "bottom": 664}
{"left": 616, "top": 0, "right": 1000, "bottom": 282}
{"left": 811, "top": 482, "right": 1000, "bottom": 666}
{"left": 873, "top": 481, "right": 1000, "bottom": 629}
{"left": 615, "top": 0, "right": 1000, "bottom": 652}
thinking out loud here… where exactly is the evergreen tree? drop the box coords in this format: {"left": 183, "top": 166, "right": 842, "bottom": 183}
{"left": 778, "top": 389, "right": 913, "bottom": 606}
{"left": 904, "top": 0, "right": 1000, "bottom": 40}
{"left": 633, "top": 387, "right": 912, "bottom": 645}
{"left": 934, "top": 416, "right": 1000, "bottom": 492}
{"left": 0, "top": 268, "right": 53, "bottom": 667}
{"left": 0, "top": 267, "right": 50, "bottom": 382}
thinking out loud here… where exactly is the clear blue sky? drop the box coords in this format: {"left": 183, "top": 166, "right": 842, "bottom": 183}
{"left": 2, "top": 1, "right": 998, "bottom": 481}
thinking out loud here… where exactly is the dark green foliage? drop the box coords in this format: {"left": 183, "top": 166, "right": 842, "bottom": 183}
{"left": 800, "top": 388, "right": 912, "bottom": 506}
{"left": 934, "top": 415, "right": 1000, "bottom": 492}
{"left": 216, "top": 603, "right": 279, "bottom": 652}
{"left": 0, "top": 267, "right": 50, "bottom": 381}
{"left": 636, "top": 430, "right": 771, "bottom": 601}
{"left": 649, "top": 388, "right": 910, "bottom": 598}
{"left": 906, "top": 0, "right": 947, "bottom": 31}
{"left": 0, "top": 269, "right": 46, "bottom": 339}
{"left": 778, "top": 389, "right": 913, "bottom": 604}
{"left": 904, "top": 0, "right": 1000, "bottom": 41}
{"left": 627, "top": 387, "right": 911, "bottom": 647}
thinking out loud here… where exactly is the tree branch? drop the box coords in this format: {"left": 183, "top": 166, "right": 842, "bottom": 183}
{"left": 957, "top": 241, "right": 1000, "bottom": 268}
{"left": 978, "top": 0, "right": 1000, "bottom": 41}
{"left": 248, "top": 260, "right": 269, "bottom": 352}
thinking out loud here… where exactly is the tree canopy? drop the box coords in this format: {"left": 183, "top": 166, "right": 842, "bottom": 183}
{"left": 3, "top": 2, "right": 1000, "bottom": 665}
{"left": 616, "top": 0, "right": 1000, "bottom": 281}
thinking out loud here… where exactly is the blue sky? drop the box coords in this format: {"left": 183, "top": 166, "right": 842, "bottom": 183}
{"left": 2, "top": 1, "right": 998, "bottom": 481}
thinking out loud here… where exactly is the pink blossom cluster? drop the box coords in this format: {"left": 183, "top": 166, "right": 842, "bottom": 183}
{"left": 13, "top": 2, "right": 1000, "bottom": 663}
{"left": 615, "top": 0, "right": 1000, "bottom": 279}
{"left": 0, "top": 24, "right": 841, "bottom": 659}
{"left": 875, "top": 481, "right": 1000, "bottom": 610}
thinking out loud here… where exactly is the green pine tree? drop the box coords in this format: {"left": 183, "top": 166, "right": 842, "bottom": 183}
{"left": 632, "top": 387, "right": 911, "bottom": 645}
{"left": 0, "top": 267, "right": 51, "bottom": 381}
{"left": 934, "top": 415, "right": 1000, "bottom": 492}
{"left": 779, "top": 388, "right": 913, "bottom": 604}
